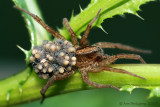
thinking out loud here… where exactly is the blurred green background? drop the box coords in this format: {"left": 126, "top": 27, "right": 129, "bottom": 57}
{"left": 0, "top": 0, "right": 160, "bottom": 107}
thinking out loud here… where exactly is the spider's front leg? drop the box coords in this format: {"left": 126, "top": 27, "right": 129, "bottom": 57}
{"left": 93, "top": 42, "right": 151, "bottom": 53}
{"left": 63, "top": 18, "right": 78, "bottom": 47}
{"left": 14, "top": 6, "right": 65, "bottom": 40}
{"left": 80, "top": 9, "right": 101, "bottom": 47}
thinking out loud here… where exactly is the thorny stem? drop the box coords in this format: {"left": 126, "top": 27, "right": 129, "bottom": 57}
{"left": 2, "top": 0, "right": 159, "bottom": 106}
{"left": 0, "top": 64, "right": 160, "bottom": 106}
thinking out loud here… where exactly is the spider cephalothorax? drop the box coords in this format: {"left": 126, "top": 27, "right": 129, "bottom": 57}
{"left": 14, "top": 6, "right": 151, "bottom": 103}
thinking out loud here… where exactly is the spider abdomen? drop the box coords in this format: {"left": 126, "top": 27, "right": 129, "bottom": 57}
{"left": 29, "top": 39, "right": 76, "bottom": 79}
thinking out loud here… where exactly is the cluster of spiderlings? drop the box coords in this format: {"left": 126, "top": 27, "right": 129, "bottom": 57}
{"left": 29, "top": 39, "right": 76, "bottom": 79}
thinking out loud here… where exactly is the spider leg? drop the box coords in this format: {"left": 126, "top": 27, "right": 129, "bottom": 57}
{"left": 93, "top": 42, "right": 151, "bottom": 53}
{"left": 103, "top": 54, "right": 110, "bottom": 59}
{"left": 14, "top": 6, "right": 65, "bottom": 40}
{"left": 102, "top": 66, "right": 146, "bottom": 80}
{"left": 101, "top": 54, "right": 146, "bottom": 65}
{"left": 40, "top": 75, "right": 55, "bottom": 104}
{"left": 63, "top": 18, "right": 78, "bottom": 47}
{"left": 80, "top": 70, "right": 119, "bottom": 91}
{"left": 40, "top": 70, "right": 75, "bottom": 103}
{"left": 80, "top": 9, "right": 101, "bottom": 47}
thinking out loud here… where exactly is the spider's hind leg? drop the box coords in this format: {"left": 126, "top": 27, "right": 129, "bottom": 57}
{"left": 79, "top": 69, "right": 119, "bottom": 91}
{"left": 40, "top": 75, "right": 55, "bottom": 104}
{"left": 40, "top": 70, "right": 75, "bottom": 103}
{"left": 102, "top": 66, "right": 146, "bottom": 80}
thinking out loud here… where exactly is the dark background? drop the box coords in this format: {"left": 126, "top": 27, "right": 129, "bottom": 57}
{"left": 0, "top": 0, "right": 160, "bottom": 107}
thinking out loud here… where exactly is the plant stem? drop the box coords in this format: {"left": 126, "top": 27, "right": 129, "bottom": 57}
{"left": 0, "top": 64, "right": 159, "bottom": 106}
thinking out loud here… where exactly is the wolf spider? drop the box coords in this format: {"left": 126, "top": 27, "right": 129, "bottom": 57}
{"left": 14, "top": 6, "right": 151, "bottom": 103}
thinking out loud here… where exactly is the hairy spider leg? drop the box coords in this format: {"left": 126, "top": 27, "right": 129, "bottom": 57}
{"left": 80, "top": 9, "right": 101, "bottom": 47}
{"left": 101, "top": 53, "right": 146, "bottom": 65}
{"left": 80, "top": 70, "right": 119, "bottom": 90}
{"left": 63, "top": 18, "right": 78, "bottom": 47}
{"left": 93, "top": 42, "right": 151, "bottom": 53}
{"left": 40, "top": 71, "right": 75, "bottom": 103}
{"left": 14, "top": 6, "right": 65, "bottom": 40}
{"left": 102, "top": 66, "right": 146, "bottom": 80}
{"left": 40, "top": 75, "right": 55, "bottom": 104}
{"left": 86, "top": 64, "right": 145, "bottom": 79}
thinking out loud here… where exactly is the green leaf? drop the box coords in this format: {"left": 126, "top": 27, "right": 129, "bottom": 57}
{"left": 59, "top": 0, "right": 155, "bottom": 39}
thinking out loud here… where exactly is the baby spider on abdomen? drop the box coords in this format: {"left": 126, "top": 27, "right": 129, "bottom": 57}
{"left": 14, "top": 6, "right": 151, "bottom": 103}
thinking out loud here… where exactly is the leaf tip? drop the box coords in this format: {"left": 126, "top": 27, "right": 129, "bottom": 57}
{"left": 69, "top": 10, "right": 75, "bottom": 22}
{"left": 98, "top": 25, "right": 108, "bottom": 34}
{"left": 135, "top": 13, "right": 145, "bottom": 20}
{"left": 17, "top": 45, "right": 28, "bottom": 54}
{"left": 79, "top": 4, "right": 83, "bottom": 12}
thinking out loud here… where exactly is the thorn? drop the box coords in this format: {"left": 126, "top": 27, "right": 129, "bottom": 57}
{"left": 6, "top": 90, "right": 12, "bottom": 102}
{"left": 70, "top": 10, "right": 74, "bottom": 20}
{"left": 79, "top": 4, "right": 83, "bottom": 12}
{"left": 120, "top": 14, "right": 126, "bottom": 19}
{"left": 77, "top": 35, "right": 81, "bottom": 39}
{"left": 99, "top": 25, "right": 108, "bottom": 34}
{"left": 120, "top": 85, "right": 136, "bottom": 94}
{"left": 57, "top": 27, "right": 61, "bottom": 33}
{"left": 19, "top": 86, "right": 23, "bottom": 96}
{"left": 6, "top": 93, "right": 10, "bottom": 101}
{"left": 17, "top": 45, "right": 28, "bottom": 54}
{"left": 135, "top": 13, "right": 144, "bottom": 20}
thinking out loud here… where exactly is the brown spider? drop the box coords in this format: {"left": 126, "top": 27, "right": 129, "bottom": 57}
{"left": 14, "top": 6, "right": 151, "bottom": 103}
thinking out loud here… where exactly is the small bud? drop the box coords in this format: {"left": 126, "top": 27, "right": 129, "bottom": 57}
{"left": 68, "top": 47, "right": 75, "bottom": 52}
{"left": 32, "top": 49, "right": 37, "bottom": 55}
{"left": 45, "top": 44, "right": 50, "bottom": 50}
{"left": 50, "top": 45, "right": 56, "bottom": 51}
{"left": 38, "top": 64, "right": 43, "bottom": 70}
{"left": 64, "top": 40, "right": 68, "bottom": 45}
{"left": 35, "top": 69, "right": 39, "bottom": 73}
{"left": 63, "top": 60, "right": 69, "bottom": 65}
{"left": 44, "top": 62, "right": 49, "bottom": 67}
{"left": 41, "top": 59, "right": 47, "bottom": 63}
{"left": 56, "top": 45, "right": 61, "bottom": 51}
{"left": 59, "top": 52, "right": 65, "bottom": 57}
{"left": 46, "top": 54, "right": 50, "bottom": 58}
{"left": 71, "top": 57, "right": 76, "bottom": 61}
{"left": 29, "top": 56, "right": 35, "bottom": 62}
{"left": 59, "top": 67, "right": 64, "bottom": 73}
{"left": 72, "top": 61, "right": 76, "bottom": 66}
{"left": 48, "top": 41, "right": 52, "bottom": 44}
{"left": 42, "top": 68, "right": 47, "bottom": 73}
{"left": 65, "top": 55, "right": 70, "bottom": 60}
{"left": 35, "top": 54, "right": 41, "bottom": 59}
{"left": 67, "top": 67, "right": 72, "bottom": 71}
{"left": 48, "top": 56, "right": 53, "bottom": 61}
{"left": 42, "top": 74, "right": 48, "bottom": 79}
{"left": 48, "top": 67, "right": 54, "bottom": 73}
